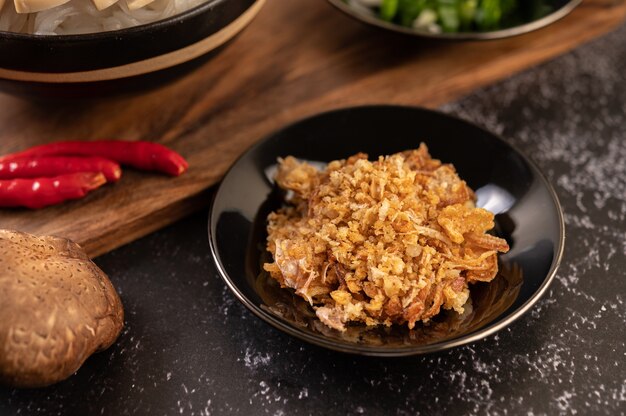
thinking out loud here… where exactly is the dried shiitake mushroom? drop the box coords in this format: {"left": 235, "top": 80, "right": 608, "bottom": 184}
{"left": 0, "top": 230, "right": 124, "bottom": 388}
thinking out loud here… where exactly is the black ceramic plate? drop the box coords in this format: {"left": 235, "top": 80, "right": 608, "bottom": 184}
{"left": 328, "top": 0, "right": 581, "bottom": 40}
{"left": 208, "top": 105, "right": 564, "bottom": 356}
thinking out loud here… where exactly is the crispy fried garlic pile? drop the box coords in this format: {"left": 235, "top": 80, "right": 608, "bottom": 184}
{"left": 264, "top": 144, "right": 509, "bottom": 331}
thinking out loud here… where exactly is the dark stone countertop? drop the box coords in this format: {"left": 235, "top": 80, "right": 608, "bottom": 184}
{"left": 2, "top": 23, "right": 625, "bottom": 416}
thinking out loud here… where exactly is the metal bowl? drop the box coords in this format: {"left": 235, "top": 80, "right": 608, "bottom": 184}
{"left": 328, "top": 0, "right": 582, "bottom": 40}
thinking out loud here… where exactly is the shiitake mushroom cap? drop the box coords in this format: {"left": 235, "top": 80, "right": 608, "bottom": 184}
{"left": 0, "top": 229, "right": 124, "bottom": 388}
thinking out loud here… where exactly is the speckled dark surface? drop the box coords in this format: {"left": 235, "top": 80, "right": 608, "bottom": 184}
{"left": 2, "top": 24, "right": 625, "bottom": 416}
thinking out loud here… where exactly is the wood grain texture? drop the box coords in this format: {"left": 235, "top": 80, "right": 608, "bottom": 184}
{"left": 0, "top": 0, "right": 624, "bottom": 258}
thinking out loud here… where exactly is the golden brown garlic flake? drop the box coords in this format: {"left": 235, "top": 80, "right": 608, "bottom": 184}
{"left": 264, "top": 144, "right": 509, "bottom": 332}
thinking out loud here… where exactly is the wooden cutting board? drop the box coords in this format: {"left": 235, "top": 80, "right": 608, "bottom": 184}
{"left": 0, "top": 0, "right": 624, "bottom": 258}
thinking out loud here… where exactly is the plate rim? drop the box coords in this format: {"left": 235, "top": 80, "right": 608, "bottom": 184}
{"left": 208, "top": 104, "right": 566, "bottom": 356}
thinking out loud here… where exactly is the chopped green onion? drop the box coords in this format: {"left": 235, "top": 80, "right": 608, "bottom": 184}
{"left": 360, "top": 0, "right": 553, "bottom": 32}
{"left": 438, "top": 3, "right": 460, "bottom": 33}
{"left": 380, "top": 0, "right": 399, "bottom": 21}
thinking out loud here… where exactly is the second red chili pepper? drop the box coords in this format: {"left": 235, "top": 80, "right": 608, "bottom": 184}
{"left": 0, "top": 172, "right": 107, "bottom": 209}
{"left": 0, "top": 156, "right": 122, "bottom": 182}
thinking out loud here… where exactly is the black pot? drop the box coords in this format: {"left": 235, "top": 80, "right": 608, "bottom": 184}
{"left": 0, "top": 0, "right": 264, "bottom": 97}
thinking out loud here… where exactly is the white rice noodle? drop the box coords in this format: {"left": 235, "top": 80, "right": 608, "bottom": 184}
{"left": 92, "top": 0, "right": 119, "bottom": 11}
{"left": 0, "top": 0, "right": 206, "bottom": 34}
{"left": 126, "top": 0, "right": 154, "bottom": 11}
{"left": 14, "top": 0, "right": 70, "bottom": 14}
{"left": 0, "top": 0, "right": 29, "bottom": 32}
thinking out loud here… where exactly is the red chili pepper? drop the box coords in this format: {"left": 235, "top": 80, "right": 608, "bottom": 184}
{"left": 0, "top": 172, "right": 107, "bottom": 209}
{"left": 0, "top": 140, "right": 188, "bottom": 176}
{"left": 0, "top": 156, "right": 121, "bottom": 182}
